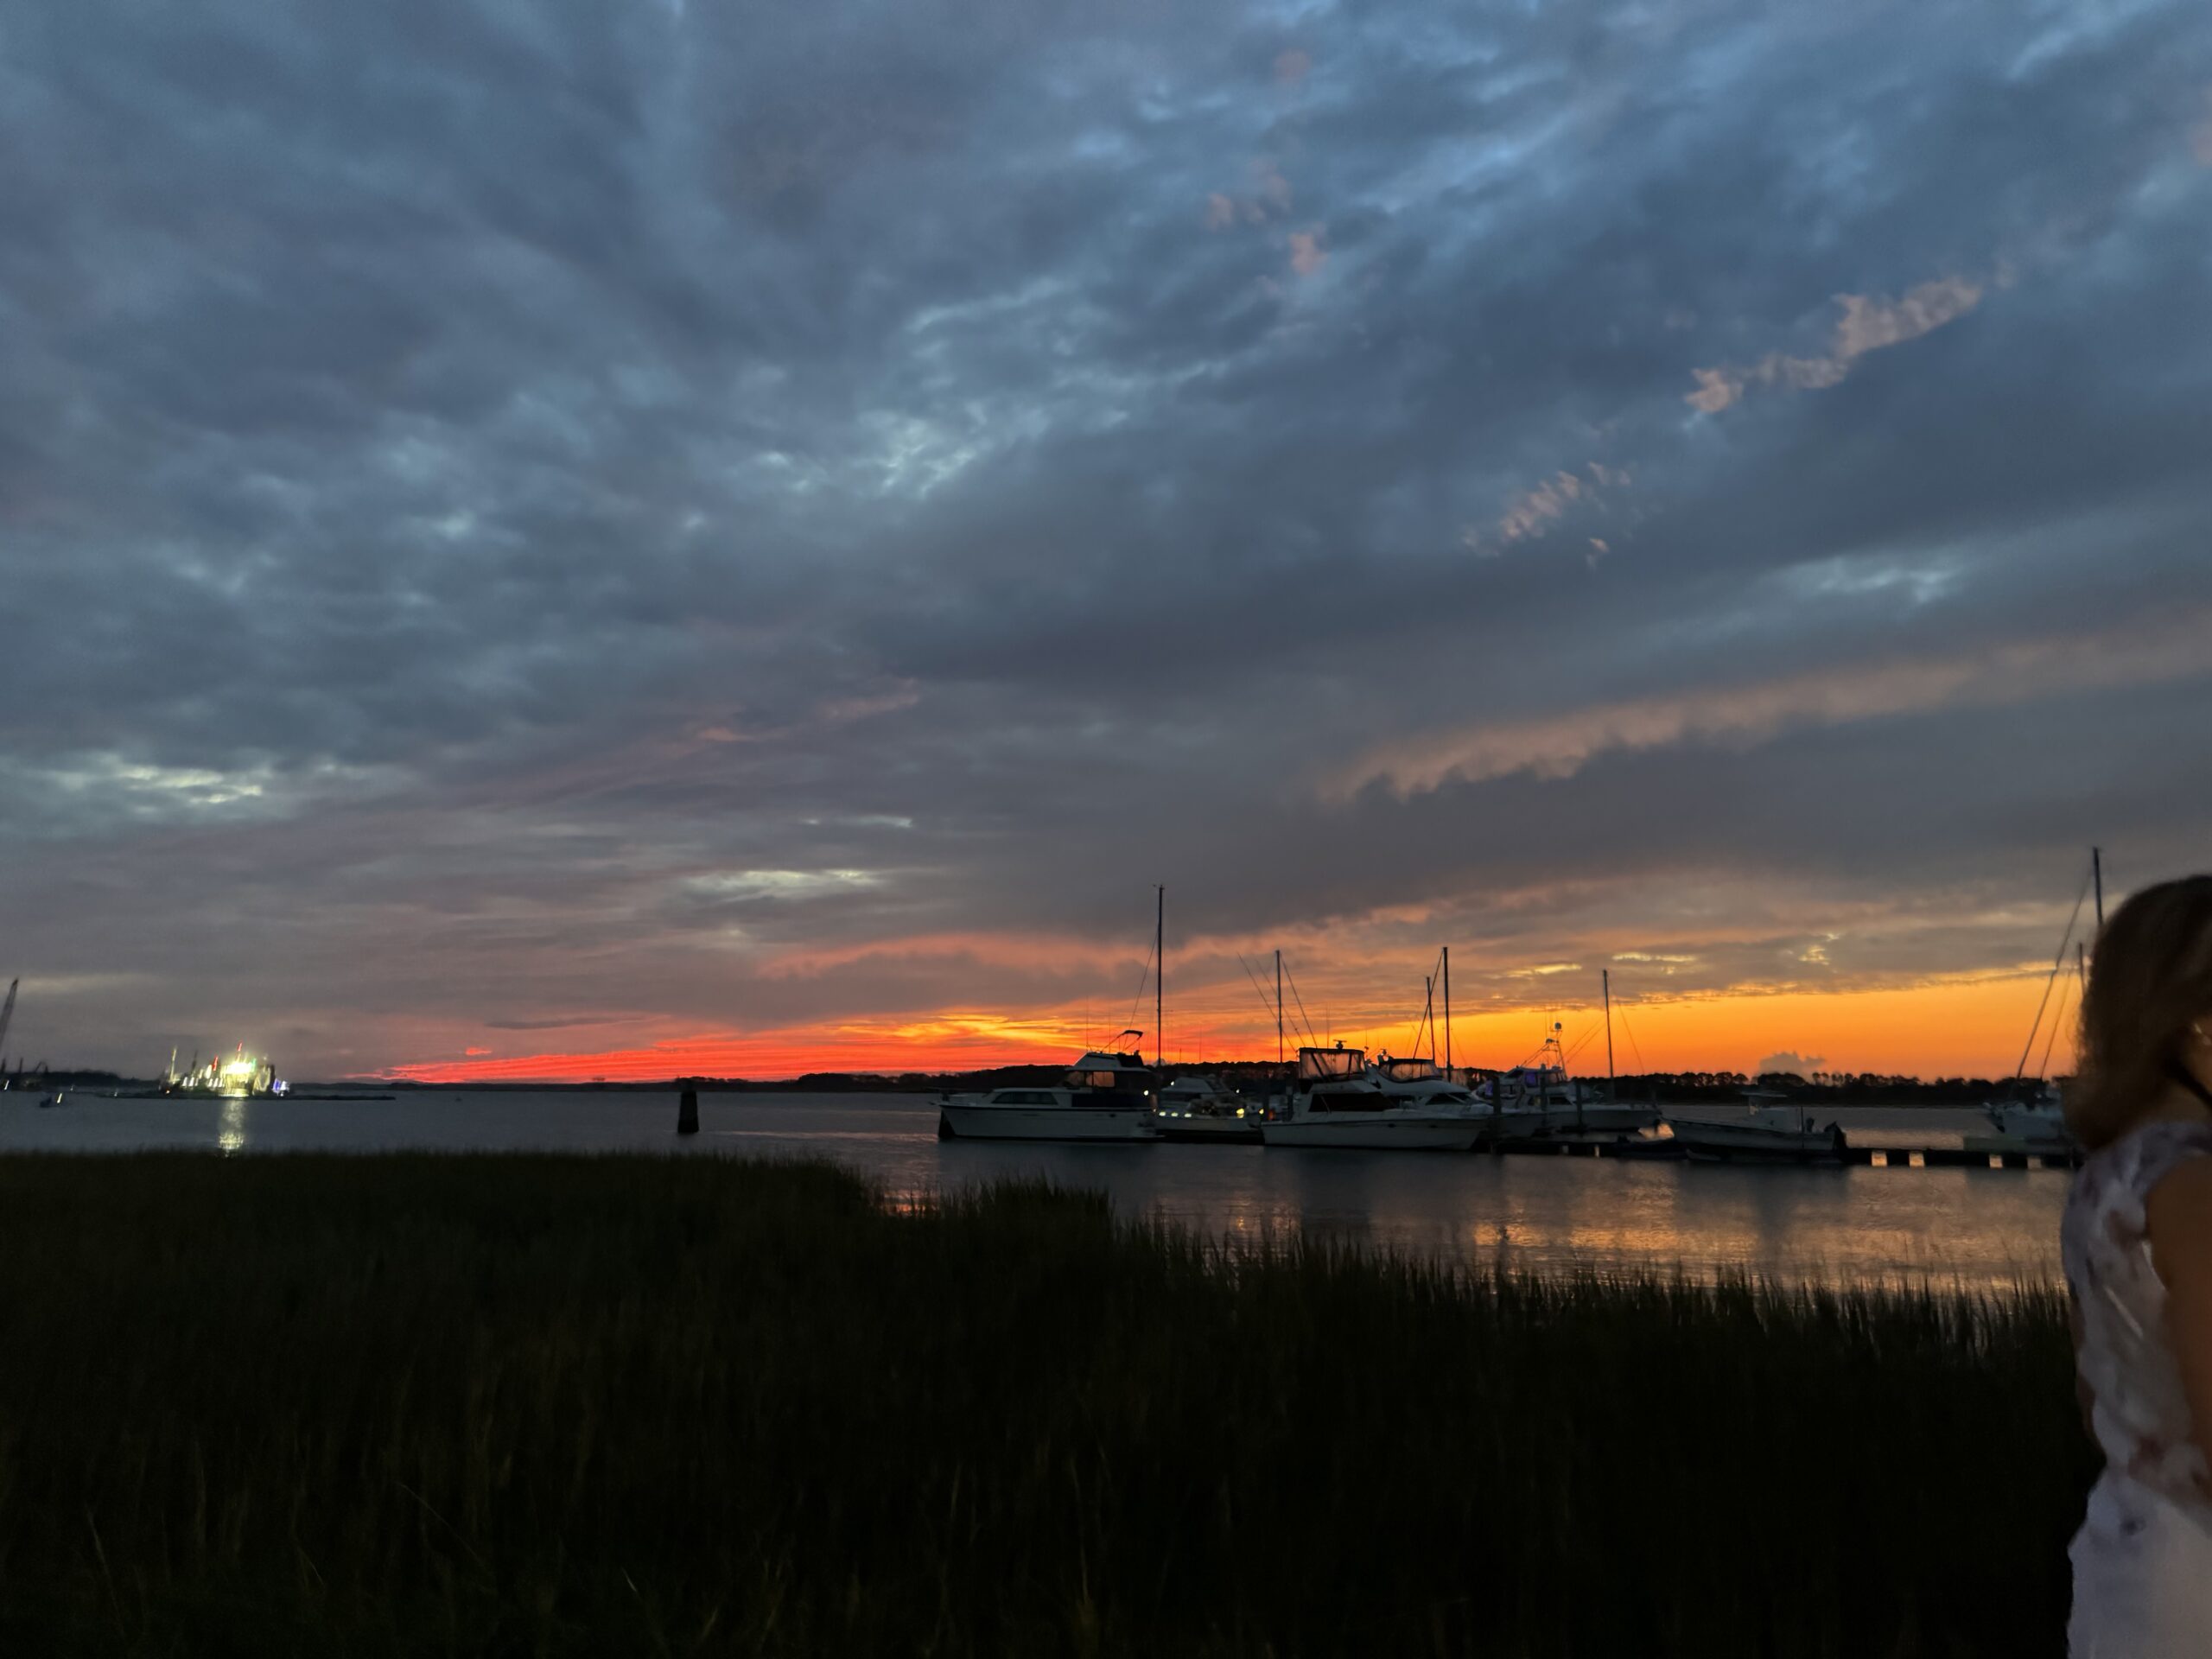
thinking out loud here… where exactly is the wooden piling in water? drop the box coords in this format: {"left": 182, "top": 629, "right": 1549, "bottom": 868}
{"left": 677, "top": 1084, "right": 699, "bottom": 1135}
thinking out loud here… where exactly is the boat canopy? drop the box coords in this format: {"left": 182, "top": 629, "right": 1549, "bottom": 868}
{"left": 1377, "top": 1056, "right": 1443, "bottom": 1084}
{"left": 1298, "top": 1046, "right": 1366, "bottom": 1082}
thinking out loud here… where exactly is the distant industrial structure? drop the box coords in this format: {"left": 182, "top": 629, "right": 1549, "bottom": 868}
{"left": 162, "top": 1044, "right": 287, "bottom": 1097}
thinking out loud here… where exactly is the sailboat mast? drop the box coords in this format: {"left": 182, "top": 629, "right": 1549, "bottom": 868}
{"left": 2093, "top": 846, "right": 2105, "bottom": 934}
{"left": 1275, "top": 950, "right": 1283, "bottom": 1066}
{"left": 1442, "top": 947, "right": 1452, "bottom": 1077}
{"left": 1155, "top": 885, "right": 1164, "bottom": 1071}
{"left": 1603, "top": 969, "right": 1616, "bottom": 1086}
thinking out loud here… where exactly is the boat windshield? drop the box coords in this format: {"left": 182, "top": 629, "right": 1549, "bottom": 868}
{"left": 1298, "top": 1046, "right": 1366, "bottom": 1082}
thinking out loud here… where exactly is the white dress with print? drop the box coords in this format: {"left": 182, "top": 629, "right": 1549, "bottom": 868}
{"left": 2063, "top": 1119, "right": 2212, "bottom": 1654}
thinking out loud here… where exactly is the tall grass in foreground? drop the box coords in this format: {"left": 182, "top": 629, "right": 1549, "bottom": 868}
{"left": 0, "top": 1154, "right": 2084, "bottom": 1657}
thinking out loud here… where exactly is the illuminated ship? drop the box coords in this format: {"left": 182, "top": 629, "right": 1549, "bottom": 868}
{"left": 161, "top": 1043, "right": 288, "bottom": 1097}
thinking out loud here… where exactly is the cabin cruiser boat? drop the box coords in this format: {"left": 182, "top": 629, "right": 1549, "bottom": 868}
{"left": 1262, "top": 1045, "right": 1489, "bottom": 1151}
{"left": 1662, "top": 1089, "right": 1848, "bottom": 1164}
{"left": 937, "top": 1040, "right": 1161, "bottom": 1141}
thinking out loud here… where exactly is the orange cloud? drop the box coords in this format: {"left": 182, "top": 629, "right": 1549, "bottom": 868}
{"left": 1688, "top": 276, "right": 1983, "bottom": 412}
{"left": 1336, "top": 605, "right": 2212, "bottom": 798}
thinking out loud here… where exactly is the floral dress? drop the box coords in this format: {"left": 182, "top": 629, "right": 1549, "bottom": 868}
{"left": 2063, "top": 1119, "right": 2212, "bottom": 1653}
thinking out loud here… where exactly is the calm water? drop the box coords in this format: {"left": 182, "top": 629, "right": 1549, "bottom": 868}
{"left": 1, "top": 1089, "right": 2067, "bottom": 1288}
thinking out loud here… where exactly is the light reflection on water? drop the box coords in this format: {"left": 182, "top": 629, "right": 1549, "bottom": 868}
{"left": 0, "top": 1090, "right": 2065, "bottom": 1290}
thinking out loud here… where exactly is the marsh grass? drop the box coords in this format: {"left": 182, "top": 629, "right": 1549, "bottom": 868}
{"left": 0, "top": 1154, "right": 2084, "bottom": 1656}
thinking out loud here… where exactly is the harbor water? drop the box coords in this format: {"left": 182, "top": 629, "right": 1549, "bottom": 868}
{"left": 1, "top": 1090, "right": 2065, "bottom": 1289}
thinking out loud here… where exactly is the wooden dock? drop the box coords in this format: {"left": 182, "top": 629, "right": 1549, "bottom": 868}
{"left": 1486, "top": 1135, "right": 2079, "bottom": 1170}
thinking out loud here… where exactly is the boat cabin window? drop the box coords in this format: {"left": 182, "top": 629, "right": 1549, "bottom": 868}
{"left": 1068, "top": 1068, "right": 1155, "bottom": 1092}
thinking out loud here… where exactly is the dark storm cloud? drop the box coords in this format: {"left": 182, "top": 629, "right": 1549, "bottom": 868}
{"left": 2, "top": 0, "right": 2208, "bottom": 1073}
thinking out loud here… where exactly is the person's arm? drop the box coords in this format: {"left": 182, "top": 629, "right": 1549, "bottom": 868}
{"left": 2145, "top": 1157, "right": 2212, "bottom": 1472}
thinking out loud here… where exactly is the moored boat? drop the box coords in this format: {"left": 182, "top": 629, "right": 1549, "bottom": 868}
{"left": 1152, "top": 1076, "right": 1264, "bottom": 1143}
{"left": 1262, "top": 1045, "right": 1489, "bottom": 1151}
{"left": 938, "top": 1039, "right": 1161, "bottom": 1141}
{"left": 1663, "top": 1089, "right": 1847, "bottom": 1164}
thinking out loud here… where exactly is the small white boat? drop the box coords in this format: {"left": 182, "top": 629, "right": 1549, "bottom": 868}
{"left": 938, "top": 1039, "right": 1160, "bottom": 1142}
{"left": 1663, "top": 1090, "right": 1848, "bottom": 1164}
{"left": 1263, "top": 1046, "right": 1489, "bottom": 1151}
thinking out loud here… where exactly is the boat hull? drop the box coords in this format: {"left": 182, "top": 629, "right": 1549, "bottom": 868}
{"left": 1262, "top": 1116, "right": 1484, "bottom": 1152}
{"left": 1666, "top": 1120, "right": 1846, "bottom": 1164}
{"left": 937, "top": 1103, "right": 1158, "bottom": 1142}
{"left": 1153, "top": 1116, "right": 1264, "bottom": 1145}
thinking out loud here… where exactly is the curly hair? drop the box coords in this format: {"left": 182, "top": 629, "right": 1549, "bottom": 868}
{"left": 2067, "top": 876, "right": 2212, "bottom": 1151}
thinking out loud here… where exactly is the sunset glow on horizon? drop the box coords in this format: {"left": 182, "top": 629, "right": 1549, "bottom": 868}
{"left": 382, "top": 966, "right": 2079, "bottom": 1085}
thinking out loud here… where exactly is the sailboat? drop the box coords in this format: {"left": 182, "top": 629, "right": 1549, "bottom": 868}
{"left": 1971, "top": 849, "right": 2099, "bottom": 1158}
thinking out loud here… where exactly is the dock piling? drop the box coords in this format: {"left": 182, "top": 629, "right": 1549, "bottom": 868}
{"left": 677, "top": 1084, "right": 699, "bottom": 1135}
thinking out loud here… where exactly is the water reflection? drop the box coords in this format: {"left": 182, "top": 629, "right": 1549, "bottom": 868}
{"left": 0, "top": 1090, "right": 2066, "bottom": 1288}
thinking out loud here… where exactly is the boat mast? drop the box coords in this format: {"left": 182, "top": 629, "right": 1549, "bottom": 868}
{"left": 1275, "top": 950, "right": 1283, "bottom": 1066}
{"left": 1603, "top": 969, "right": 1616, "bottom": 1089}
{"left": 0, "top": 981, "right": 15, "bottom": 1077}
{"left": 1442, "top": 947, "right": 1452, "bottom": 1079}
{"left": 1155, "top": 885, "right": 1165, "bottom": 1071}
{"left": 2092, "top": 846, "right": 2105, "bottom": 935}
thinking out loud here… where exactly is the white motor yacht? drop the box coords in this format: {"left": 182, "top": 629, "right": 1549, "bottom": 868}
{"left": 937, "top": 1039, "right": 1161, "bottom": 1142}
{"left": 1663, "top": 1089, "right": 1848, "bottom": 1164}
{"left": 1262, "top": 1045, "right": 1488, "bottom": 1151}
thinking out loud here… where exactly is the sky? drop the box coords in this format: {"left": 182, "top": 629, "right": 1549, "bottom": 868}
{"left": 2, "top": 0, "right": 2208, "bottom": 1083}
